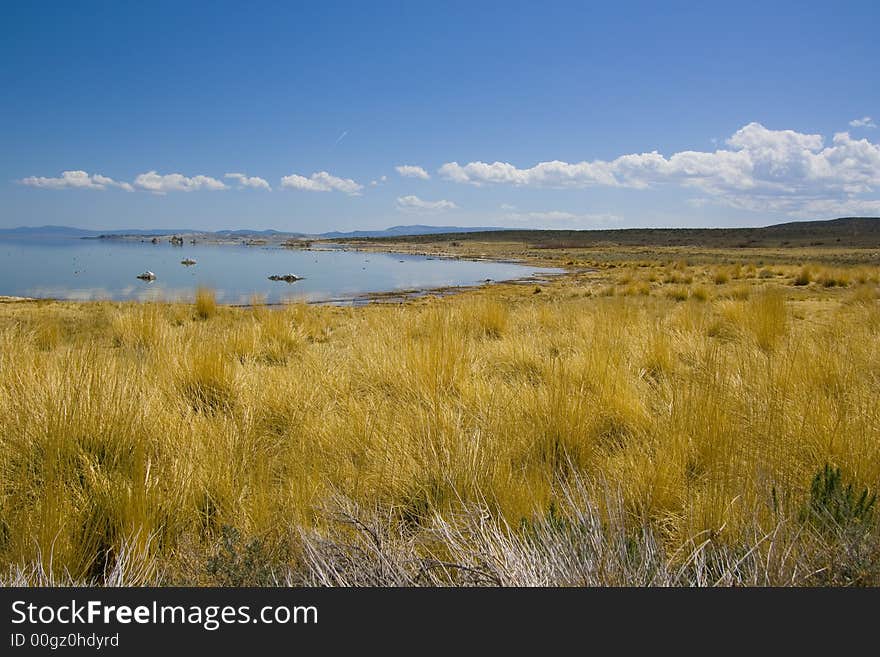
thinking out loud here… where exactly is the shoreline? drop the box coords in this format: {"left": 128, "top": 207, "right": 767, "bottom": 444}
{"left": 0, "top": 295, "right": 38, "bottom": 303}
{"left": 0, "top": 238, "right": 571, "bottom": 306}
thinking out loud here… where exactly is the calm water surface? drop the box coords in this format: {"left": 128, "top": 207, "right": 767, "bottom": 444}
{"left": 0, "top": 238, "right": 561, "bottom": 304}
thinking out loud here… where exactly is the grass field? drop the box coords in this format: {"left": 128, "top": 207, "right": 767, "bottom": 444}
{"left": 1, "top": 242, "right": 878, "bottom": 586}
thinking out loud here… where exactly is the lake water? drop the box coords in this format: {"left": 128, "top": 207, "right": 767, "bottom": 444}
{"left": 0, "top": 238, "right": 561, "bottom": 304}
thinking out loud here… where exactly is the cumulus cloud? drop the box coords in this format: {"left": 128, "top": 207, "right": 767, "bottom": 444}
{"left": 280, "top": 171, "right": 363, "bottom": 195}
{"left": 19, "top": 170, "right": 133, "bottom": 191}
{"left": 395, "top": 165, "right": 430, "bottom": 180}
{"left": 849, "top": 117, "right": 877, "bottom": 129}
{"left": 439, "top": 123, "right": 880, "bottom": 216}
{"left": 396, "top": 195, "right": 457, "bottom": 211}
{"left": 224, "top": 173, "right": 271, "bottom": 190}
{"left": 439, "top": 160, "right": 617, "bottom": 187}
{"left": 503, "top": 210, "right": 623, "bottom": 228}
{"left": 134, "top": 171, "right": 227, "bottom": 194}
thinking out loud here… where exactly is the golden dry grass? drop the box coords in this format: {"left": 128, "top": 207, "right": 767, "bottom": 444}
{"left": 0, "top": 252, "right": 878, "bottom": 585}
{"left": 195, "top": 286, "right": 218, "bottom": 320}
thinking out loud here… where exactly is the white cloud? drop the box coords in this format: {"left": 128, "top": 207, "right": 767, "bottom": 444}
{"left": 225, "top": 172, "right": 271, "bottom": 190}
{"left": 280, "top": 171, "right": 363, "bottom": 195}
{"left": 439, "top": 160, "right": 617, "bottom": 187}
{"left": 370, "top": 175, "right": 389, "bottom": 187}
{"left": 395, "top": 165, "right": 430, "bottom": 180}
{"left": 503, "top": 210, "right": 623, "bottom": 228}
{"left": 19, "top": 170, "right": 133, "bottom": 191}
{"left": 396, "top": 195, "right": 457, "bottom": 211}
{"left": 500, "top": 203, "right": 517, "bottom": 210}
{"left": 439, "top": 123, "right": 880, "bottom": 216}
{"left": 134, "top": 171, "right": 227, "bottom": 194}
{"left": 850, "top": 116, "right": 877, "bottom": 129}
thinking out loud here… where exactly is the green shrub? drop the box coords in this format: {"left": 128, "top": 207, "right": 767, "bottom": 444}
{"left": 803, "top": 464, "right": 876, "bottom": 532}
{"left": 205, "top": 526, "right": 278, "bottom": 586}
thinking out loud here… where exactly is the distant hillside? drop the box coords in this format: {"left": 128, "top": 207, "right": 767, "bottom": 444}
{"left": 357, "top": 217, "right": 880, "bottom": 249}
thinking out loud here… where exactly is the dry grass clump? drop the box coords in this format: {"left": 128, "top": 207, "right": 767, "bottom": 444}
{"left": 253, "top": 304, "right": 308, "bottom": 363}
{"left": 32, "top": 315, "right": 64, "bottom": 350}
{"left": 690, "top": 285, "right": 710, "bottom": 302}
{"left": 111, "top": 302, "right": 168, "bottom": 351}
{"left": 1, "top": 262, "right": 879, "bottom": 586}
{"left": 177, "top": 345, "right": 239, "bottom": 413}
{"left": 816, "top": 268, "right": 852, "bottom": 288}
{"left": 665, "top": 286, "right": 689, "bottom": 301}
{"left": 622, "top": 281, "right": 651, "bottom": 296}
{"left": 469, "top": 296, "right": 509, "bottom": 338}
{"left": 746, "top": 287, "right": 787, "bottom": 352}
{"left": 663, "top": 271, "right": 693, "bottom": 285}
{"left": 725, "top": 284, "right": 751, "bottom": 300}
{"left": 845, "top": 284, "right": 879, "bottom": 305}
{"left": 852, "top": 268, "right": 879, "bottom": 285}
{"left": 793, "top": 266, "right": 812, "bottom": 286}
{"left": 195, "top": 286, "right": 218, "bottom": 320}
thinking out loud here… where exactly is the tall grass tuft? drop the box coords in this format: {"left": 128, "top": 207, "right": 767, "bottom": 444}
{"left": 471, "top": 297, "right": 509, "bottom": 338}
{"left": 111, "top": 303, "right": 167, "bottom": 351}
{"left": 195, "top": 287, "right": 218, "bottom": 320}
{"left": 178, "top": 346, "right": 238, "bottom": 413}
{"left": 793, "top": 267, "right": 812, "bottom": 286}
{"left": 747, "top": 287, "right": 787, "bottom": 352}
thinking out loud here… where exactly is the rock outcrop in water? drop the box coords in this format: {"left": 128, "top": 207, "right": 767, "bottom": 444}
{"left": 181, "top": 258, "right": 197, "bottom": 266}
{"left": 268, "top": 273, "right": 304, "bottom": 283}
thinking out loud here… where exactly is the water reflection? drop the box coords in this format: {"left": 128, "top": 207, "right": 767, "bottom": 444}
{"left": 2, "top": 238, "right": 561, "bottom": 304}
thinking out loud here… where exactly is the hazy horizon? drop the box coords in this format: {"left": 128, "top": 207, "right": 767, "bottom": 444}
{"left": 4, "top": 216, "right": 880, "bottom": 236}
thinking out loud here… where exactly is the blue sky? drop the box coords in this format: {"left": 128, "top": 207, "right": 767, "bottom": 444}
{"left": 2, "top": 1, "right": 879, "bottom": 232}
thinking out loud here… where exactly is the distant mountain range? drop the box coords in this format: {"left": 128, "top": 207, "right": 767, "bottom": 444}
{"left": 0, "top": 224, "right": 506, "bottom": 240}
{"left": 2, "top": 218, "right": 880, "bottom": 248}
